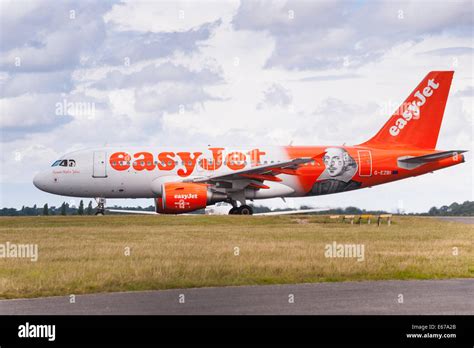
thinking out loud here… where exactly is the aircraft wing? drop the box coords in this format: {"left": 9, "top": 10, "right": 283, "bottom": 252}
{"left": 107, "top": 208, "right": 330, "bottom": 216}
{"left": 254, "top": 208, "right": 330, "bottom": 216}
{"left": 107, "top": 209, "right": 158, "bottom": 215}
{"left": 398, "top": 150, "right": 466, "bottom": 164}
{"left": 184, "top": 157, "right": 315, "bottom": 184}
{"left": 107, "top": 209, "right": 199, "bottom": 215}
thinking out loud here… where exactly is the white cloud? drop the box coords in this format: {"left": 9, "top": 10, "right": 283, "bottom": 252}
{"left": 0, "top": 94, "right": 70, "bottom": 128}
{"left": 233, "top": 0, "right": 473, "bottom": 70}
{"left": 258, "top": 83, "right": 292, "bottom": 108}
{"left": 91, "top": 62, "right": 221, "bottom": 90}
{"left": 135, "top": 83, "right": 216, "bottom": 113}
{"left": 0, "top": 71, "right": 73, "bottom": 97}
{"left": 104, "top": 0, "right": 239, "bottom": 32}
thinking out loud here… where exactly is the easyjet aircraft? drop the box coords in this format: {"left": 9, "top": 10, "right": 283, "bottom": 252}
{"left": 33, "top": 71, "right": 466, "bottom": 215}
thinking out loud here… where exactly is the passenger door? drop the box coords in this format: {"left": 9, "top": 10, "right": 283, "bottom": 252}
{"left": 92, "top": 151, "right": 107, "bottom": 178}
{"left": 357, "top": 150, "right": 372, "bottom": 177}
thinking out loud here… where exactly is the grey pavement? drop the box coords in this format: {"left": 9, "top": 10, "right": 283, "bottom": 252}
{"left": 434, "top": 216, "right": 474, "bottom": 224}
{"left": 1, "top": 278, "right": 472, "bottom": 315}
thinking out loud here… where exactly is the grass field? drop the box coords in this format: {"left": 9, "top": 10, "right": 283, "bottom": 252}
{"left": 0, "top": 215, "right": 472, "bottom": 299}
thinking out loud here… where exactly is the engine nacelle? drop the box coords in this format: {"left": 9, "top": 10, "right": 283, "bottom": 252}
{"left": 155, "top": 182, "right": 226, "bottom": 214}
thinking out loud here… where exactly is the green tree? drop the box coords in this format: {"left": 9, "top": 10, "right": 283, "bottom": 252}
{"left": 60, "top": 202, "right": 67, "bottom": 216}
{"left": 43, "top": 203, "right": 49, "bottom": 216}
{"left": 78, "top": 200, "right": 84, "bottom": 215}
{"left": 86, "top": 201, "right": 93, "bottom": 215}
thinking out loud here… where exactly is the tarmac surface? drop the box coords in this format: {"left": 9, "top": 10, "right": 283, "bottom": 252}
{"left": 434, "top": 216, "right": 474, "bottom": 224}
{"left": 1, "top": 278, "right": 472, "bottom": 315}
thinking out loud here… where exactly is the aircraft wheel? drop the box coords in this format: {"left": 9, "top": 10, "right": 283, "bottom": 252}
{"left": 238, "top": 205, "right": 253, "bottom": 215}
{"left": 228, "top": 207, "right": 238, "bottom": 215}
{"left": 95, "top": 211, "right": 105, "bottom": 216}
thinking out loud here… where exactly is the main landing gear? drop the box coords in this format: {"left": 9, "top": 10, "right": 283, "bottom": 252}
{"left": 228, "top": 203, "right": 253, "bottom": 215}
{"left": 95, "top": 197, "right": 106, "bottom": 216}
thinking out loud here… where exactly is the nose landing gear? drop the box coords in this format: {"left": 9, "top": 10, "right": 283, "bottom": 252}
{"left": 95, "top": 197, "right": 106, "bottom": 216}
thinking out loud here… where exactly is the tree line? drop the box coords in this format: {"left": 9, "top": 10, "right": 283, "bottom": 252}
{"left": 423, "top": 201, "right": 474, "bottom": 216}
{"left": 0, "top": 200, "right": 472, "bottom": 216}
{"left": 0, "top": 200, "right": 94, "bottom": 216}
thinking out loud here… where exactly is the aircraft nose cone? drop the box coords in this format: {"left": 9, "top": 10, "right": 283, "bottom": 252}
{"left": 33, "top": 172, "right": 48, "bottom": 192}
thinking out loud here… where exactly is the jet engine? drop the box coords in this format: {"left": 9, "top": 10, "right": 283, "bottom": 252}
{"left": 155, "top": 182, "right": 226, "bottom": 214}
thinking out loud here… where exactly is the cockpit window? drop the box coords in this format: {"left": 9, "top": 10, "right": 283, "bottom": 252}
{"left": 52, "top": 159, "right": 74, "bottom": 167}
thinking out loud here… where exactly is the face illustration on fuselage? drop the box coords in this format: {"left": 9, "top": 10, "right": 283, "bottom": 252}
{"left": 323, "top": 148, "right": 345, "bottom": 177}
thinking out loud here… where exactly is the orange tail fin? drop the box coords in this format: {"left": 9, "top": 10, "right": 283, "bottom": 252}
{"left": 360, "top": 71, "right": 454, "bottom": 149}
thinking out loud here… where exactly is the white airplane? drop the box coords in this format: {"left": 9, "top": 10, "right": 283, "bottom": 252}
{"left": 33, "top": 72, "right": 465, "bottom": 216}
{"left": 32, "top": 146, "right": 326, "bottom": 216}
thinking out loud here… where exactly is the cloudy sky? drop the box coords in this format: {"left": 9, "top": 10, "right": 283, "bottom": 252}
{"left": 0, "top": 0, "right": 472, "bottom": 212}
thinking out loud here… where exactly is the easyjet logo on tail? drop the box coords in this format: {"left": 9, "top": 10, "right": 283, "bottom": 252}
{"left": 389, "top": 78, "right": 439, "bottom": 137}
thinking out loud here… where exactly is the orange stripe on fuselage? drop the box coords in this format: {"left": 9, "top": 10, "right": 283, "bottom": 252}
{"left": 284, "top": 146, "right": 464, "bottom": 196}
{"left": 284, "top": 146, "right": 326, "bottom": 193}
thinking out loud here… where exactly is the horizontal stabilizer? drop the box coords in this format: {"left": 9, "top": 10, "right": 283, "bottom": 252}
{"left": 398, "top": 150, "right": 466, "bottom": 164}
{"left": 254, "top": 207, "right": 331, "bottom": 216}
{"left": 107, "top": 209, "right": 158, "bottom": 215}
{"left": 397, "top": 150, "right": 466, "bottom": 170}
